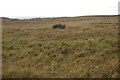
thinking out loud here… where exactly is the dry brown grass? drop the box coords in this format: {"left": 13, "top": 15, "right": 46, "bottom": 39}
{"left": 2, "top": 16, "right": 119, "bottom": 78}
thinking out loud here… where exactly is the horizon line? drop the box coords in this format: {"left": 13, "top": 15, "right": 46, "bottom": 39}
{"left": 1, "top": 14, "right": 119, "bottom": 20}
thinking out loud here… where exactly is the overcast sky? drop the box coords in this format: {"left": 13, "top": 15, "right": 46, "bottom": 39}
{"left": 0, "top": 0, "right": 120, "bottom": 19}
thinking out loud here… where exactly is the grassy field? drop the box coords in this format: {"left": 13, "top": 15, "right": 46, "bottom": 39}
{"left": 2, "top": 16, "right": 119, "bottom": 78}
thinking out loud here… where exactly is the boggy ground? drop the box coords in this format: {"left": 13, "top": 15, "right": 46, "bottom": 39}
{"left": 2, "top": 16, "right": 119, "bottom": 78}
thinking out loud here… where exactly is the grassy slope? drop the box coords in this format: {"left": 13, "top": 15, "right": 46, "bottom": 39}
{"left": 2, "top": 16, "right": 119, "bottom": 78}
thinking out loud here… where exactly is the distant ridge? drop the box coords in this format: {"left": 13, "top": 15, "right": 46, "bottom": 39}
{"left": 1, "top": 15, "right": 118, "bottom": 20}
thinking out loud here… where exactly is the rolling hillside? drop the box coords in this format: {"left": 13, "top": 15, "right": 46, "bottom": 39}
{"left": 2, "top": 15, "right": 119, "bottom": 78}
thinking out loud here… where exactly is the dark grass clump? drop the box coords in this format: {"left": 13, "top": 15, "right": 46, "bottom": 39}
{"left": 52, "top": 24, "right": 66, "bottom": 29}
